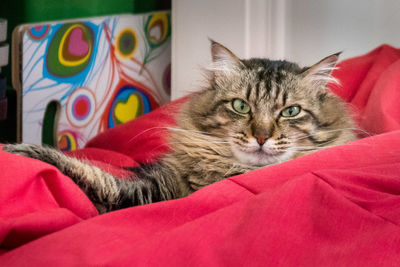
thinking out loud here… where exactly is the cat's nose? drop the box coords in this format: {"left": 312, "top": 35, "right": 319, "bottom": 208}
{"left": 252, "top": 125, "right": 272, "bottom": 146}
{"left": 255, "top": 133, "right": 269, "bottom": 146}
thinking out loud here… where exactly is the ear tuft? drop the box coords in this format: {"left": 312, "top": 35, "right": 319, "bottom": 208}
{"left": 208, "top": 39, "right": 243, "bottom": 74}
{"left": 302, "top": 52, "right": 341, "bottom": 86}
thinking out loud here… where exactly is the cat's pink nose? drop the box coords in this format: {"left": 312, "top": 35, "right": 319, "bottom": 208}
{"left": 252, "top": 126, "right": 271, "bottom": 146}
{"left": 255, "top": 134, "right": 269, "bottom": 146}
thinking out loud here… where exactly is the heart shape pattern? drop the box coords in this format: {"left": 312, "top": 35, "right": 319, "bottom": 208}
{"left": 58, "top": 135, "right": 69, "bottom": 149}
{"left": 46, "top": 23, "right": 94, "bottom": 77}
{"left": 68, "top": 27, "right": 89, "bottom": 57}
{"left": 114, "top": 94, "right": 140, "bottom": 123}
{"left": 57, "top": 132, "right": 77, "bottom": 151}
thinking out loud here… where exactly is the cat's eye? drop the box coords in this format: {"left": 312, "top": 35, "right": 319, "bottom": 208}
{"left": 232, "top": 99, "right": 251, "bottom": 114}
{"left": 281, "top": 106, "right": 301, "bottom": 117}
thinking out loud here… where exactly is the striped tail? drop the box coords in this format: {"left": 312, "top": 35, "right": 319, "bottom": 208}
{"left": 3, "top": 144, "right": 179, "bottom": 213}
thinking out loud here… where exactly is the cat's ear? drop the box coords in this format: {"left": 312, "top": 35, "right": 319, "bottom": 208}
{"left": 209, "top": 39, "right": 243, "bottom": 74}
{"left": 301, "top": 52, "right": 341, "bottom": 86}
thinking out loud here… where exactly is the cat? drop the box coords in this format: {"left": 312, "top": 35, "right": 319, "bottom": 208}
{"left": 3, "top": 41, "right": 357, "bottom": 213}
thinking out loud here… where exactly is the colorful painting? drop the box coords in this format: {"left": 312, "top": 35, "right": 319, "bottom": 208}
{"left": 21, "top": 12, "right": 171, "bottom": 151}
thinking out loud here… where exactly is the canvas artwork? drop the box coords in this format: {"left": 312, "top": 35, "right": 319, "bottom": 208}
{"left": 20, "top": 12, "right": 171, "bottom": 151}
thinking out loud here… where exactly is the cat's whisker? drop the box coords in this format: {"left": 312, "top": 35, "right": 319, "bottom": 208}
{"left": 127, "top": 126, "right": 173, "bottom": 144}
{"left": 330, "top": 142, "right": 376, "bottom": 148}
{"left": 288, "top": 141, "right": 377, "bottom": 154}
{"left": 168, "top": 141, "right": 231, "bottom": 145}
{"left": 166, "top": 127, "right": 221, "bottom": 138}
{"left": 290, "top": 127, "right": 372, "bottom": 142}
{"left": 128, "top": 126, "right": 227, "bottom": 144}
{"left": 147, "top": 141, "right": 231, "bottom": 156}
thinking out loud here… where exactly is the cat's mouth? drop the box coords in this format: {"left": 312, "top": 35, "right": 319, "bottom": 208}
{"left": 231, "top": 145, "right": 289, "bottom": 166}
{"left": 249, "top": 147, "right": 288, "bottom": 160}
{"left": 255, "top": 147, "right": 283, "bottom": 156}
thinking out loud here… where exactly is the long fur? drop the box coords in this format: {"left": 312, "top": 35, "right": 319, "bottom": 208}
{"left": 3, "top": 42, "right": 357, "bottom": 213}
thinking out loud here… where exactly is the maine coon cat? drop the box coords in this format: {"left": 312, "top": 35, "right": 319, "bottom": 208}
{"left": 3, "top": 41, "right": 356, "bottom": 213}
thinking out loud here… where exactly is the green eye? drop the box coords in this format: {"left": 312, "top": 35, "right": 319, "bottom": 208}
{"left": 281, "top": 106, "right": 301, "bottom": 117}
{"left": 232, "top": 99, "right": 251, "bottom": 114}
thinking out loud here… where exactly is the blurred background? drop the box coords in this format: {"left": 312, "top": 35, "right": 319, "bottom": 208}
{"left": 172, "top": 0, "right": 400, "bottom": 99}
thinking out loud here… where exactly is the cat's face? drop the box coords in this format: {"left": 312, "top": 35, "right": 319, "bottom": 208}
{"left": 183, "top": 41, "right": 356, "bottom": 167}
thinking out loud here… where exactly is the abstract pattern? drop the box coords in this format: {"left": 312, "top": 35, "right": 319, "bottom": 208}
{"left": 115, "top": 28, "right": 137, "bottom": 59}
{"left": 142, "top": 12, "right": 171, "bottom": 67}
{"left": 45, "top": 23, "right": 96, "bottom": 79}
{"left": 106, "top": 84, "right": 152, "bottom": 129}
{"left": 21, "top": 13, "right": 171, "bottom": 151}
{"left": 66, "top": 87, "right": 96, "bottom": 128}
{"left": 57, "top": 130, "right": 78, "bottom": 151}
{"left": 28, "top": 25, "right": 50, "bottom": 40}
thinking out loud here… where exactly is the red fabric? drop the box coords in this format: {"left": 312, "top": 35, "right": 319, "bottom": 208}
{"left": 1, "top": 45, "right": 400, "bottom": 265}
{"left": 330, "top": 44, "right": 400, "bottom": 134}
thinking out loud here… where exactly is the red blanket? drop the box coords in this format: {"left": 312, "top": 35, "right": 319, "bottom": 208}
{"left": 1, "top": 45, "right": 400, "bottom": 266}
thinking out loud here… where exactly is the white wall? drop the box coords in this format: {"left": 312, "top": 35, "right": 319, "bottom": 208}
{"left": 172, "top": 0, "right": 246, "bottom": 100}
{"left": 172, "top": 0, "right": 400, "bottom": 99}
{"left": 285, "top": 0, "right": 400, "bottom": 65}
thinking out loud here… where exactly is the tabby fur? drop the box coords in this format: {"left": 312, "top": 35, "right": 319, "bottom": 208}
{"left": 3, "top": 41, "right": 356, "bottom": 213}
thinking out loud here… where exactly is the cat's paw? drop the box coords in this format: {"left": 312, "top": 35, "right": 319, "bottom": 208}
{"left": 3, "top": 143, "right": 52, "bottom": 161}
